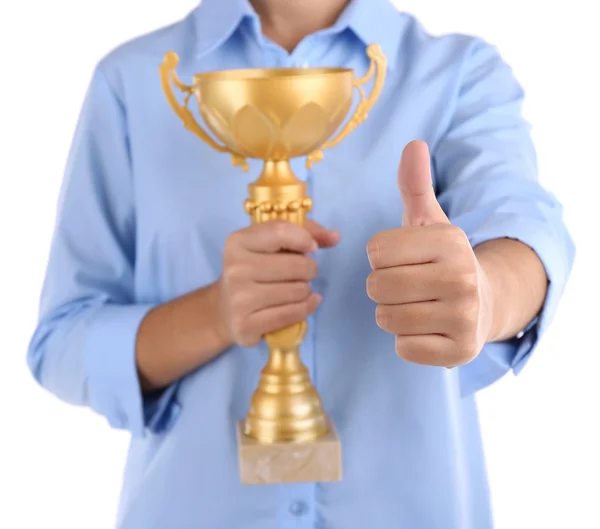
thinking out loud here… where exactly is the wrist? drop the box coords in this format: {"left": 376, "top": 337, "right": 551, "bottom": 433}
{"left": 474, "top": 240, "right": 512, "bottom": 343}
{"left": 477, "top": 259, "right": 502, "bottom": 344}
{"left": 203, "top": 280, "right": 234, "bottom": 352}
{"left": 136, "top": 282, "right": 234, "bottom": 393}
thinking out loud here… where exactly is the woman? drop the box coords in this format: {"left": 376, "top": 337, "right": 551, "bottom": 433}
{"left": 28, "top": 0, "right": 574, "bottom": 527}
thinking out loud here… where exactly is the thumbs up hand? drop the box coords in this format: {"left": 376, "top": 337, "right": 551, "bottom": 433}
{"left": 366, "top": 140, "right": 494, "bottom": 367}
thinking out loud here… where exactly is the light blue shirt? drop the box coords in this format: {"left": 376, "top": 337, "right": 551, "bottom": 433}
{"left": 27, "top": 0, "right": 575, "bottom": 527}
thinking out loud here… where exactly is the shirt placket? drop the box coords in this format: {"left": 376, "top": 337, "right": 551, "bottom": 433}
{"left": 258, "top": 38, "right": 323, "bottom": 529}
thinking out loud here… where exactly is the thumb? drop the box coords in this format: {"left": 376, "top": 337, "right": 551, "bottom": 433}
{"left": 398, "top": 140, "right": 450, "bottom": 226}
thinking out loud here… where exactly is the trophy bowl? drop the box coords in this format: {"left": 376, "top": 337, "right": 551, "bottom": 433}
{"left": 192, "top": 67, "right": 355, "bottom": 161}
{"left": 160, "top": 44, "right": 386, "bottom": 174}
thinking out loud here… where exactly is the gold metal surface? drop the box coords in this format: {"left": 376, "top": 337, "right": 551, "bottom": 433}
{"left": 160, "top": 45, "right": 387, "bottom": 445}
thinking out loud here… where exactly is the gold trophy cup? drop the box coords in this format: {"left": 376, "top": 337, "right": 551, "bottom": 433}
{"left": 160, "top": 45, "right": 386, "bottom": 485}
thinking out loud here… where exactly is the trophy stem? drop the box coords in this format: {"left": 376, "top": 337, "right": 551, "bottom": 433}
{"left": 242, "top": 159, "right": 329, "bottom": 444}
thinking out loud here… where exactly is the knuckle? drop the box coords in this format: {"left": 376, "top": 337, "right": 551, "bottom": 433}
{"left": 453, "top": 298, "right": 479, "bottom": 331}
{"left": 230, "top": 290, "right": 250, "bottom": 312}
{"left": 272, "top": 221, "right": 292, "bottom": 243}
{"left": 431, "top": 223, "right": 453, "bottom": 241}
{"left": 301, "top": 296, "right": 317, "bottom": 315}
{"left": 297, "top": 295, "right": 320, "bottom": 318}
{"left": 292, "top": 282, "right": 311, "bottom": 300}
{"left": 230, "top": 314, "right": 248, "bottom": 337}
{"left": 395, "top": 339, "right": 421, "bottom": 363}
{"left": 439, "top": 225, "right": 469, "bottom": 252}
{"left": 459, "top": 269, "right": 479, "bottom": 297}
{"left": 444, "top": 274, "right": 465, "bottom": 296}
{"left": 234, "top": 333, "right": 249, "bottom": 347}
{"left": 287, "top": 257, "right": 304, "bottom": 279}
{"left": 449, "top": 225, "right": 469, "bottom": 245}
{"left": 221, "top": 266, "right": 236, "bottom": 285}
{"left": 222, "top": 264, "right": 246, "bottom": 285}
{"left": 299, "top": 258, "right": 318, "bottom": 280}
{"left": 238, "top": 335, "right": 259, "bottom": 348}
{"left": 452, "top": 339, "right": 479, "bottom": 365}
{"left": 397, "top": 348, "right": 417, "bottom": 364}
{"left": 225, "top": 230, "right": 244, "bottom": 251}
{"left": 445, "top": 265, "right": 479, "bottom": 299}
{"left": 277, "top": 307, "right": 302, "bottom": 328}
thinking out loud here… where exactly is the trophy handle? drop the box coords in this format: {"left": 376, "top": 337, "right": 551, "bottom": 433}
{"left": 306, "top": 44, "right": 387, "bottom": 168}
{"left": 159, "top": 52, "right": 249, "bottom": 171}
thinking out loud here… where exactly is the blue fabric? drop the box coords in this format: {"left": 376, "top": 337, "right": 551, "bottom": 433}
{"left": 27, "top": 0, "right": 575, "bottom": 527}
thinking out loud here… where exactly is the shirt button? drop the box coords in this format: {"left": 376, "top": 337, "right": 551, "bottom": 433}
{"left": 289, "top": 500, "right": 309, "bottom": 516}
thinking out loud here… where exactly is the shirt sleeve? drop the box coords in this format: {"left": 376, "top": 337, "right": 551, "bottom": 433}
{"left": 431, "top": 39, "right": 576, "bottom": 396}
{"left": 26, "top": 64, "right": 181, "bottom": 436}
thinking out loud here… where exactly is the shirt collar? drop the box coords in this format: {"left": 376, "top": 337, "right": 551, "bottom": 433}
{"left": 331, "top": 0, "right": 405, "bottom": 69}
{"left": 192, "top": 0, "right": 406, "bottom": 69}
{"left": 191, "top": 0, "right": 255, "bottom": 58}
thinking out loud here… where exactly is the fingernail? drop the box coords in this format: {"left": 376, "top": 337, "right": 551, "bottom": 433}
{"left": 314, "top": 293, "right": 323, "bottom": 304}
{"left": 310, "top": 241, "right": 318, "bottom": 252}
{"left": 366, "top": 240, "right": 377, "bottom": 269}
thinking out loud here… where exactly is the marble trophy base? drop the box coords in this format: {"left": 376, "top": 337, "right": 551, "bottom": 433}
{"left": 236, "top": 420, "right": 342, "bottom": 485}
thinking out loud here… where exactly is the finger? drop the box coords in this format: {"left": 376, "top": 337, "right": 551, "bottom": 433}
{"left": 247, "top": 253, "right": 318, "bottom": 283}
{"left": 367, "top": 224, "right": 453, "bottom": 269}
{"left": 248, "top": 293, "right": 322, "bottom": 335}
{"left": 305, "top": 220, "right": 341, "bottom": 249}
{"left": 237, "top": 221, "right": 317, "bottom": 254}
{"left": 394, "top": 334, "right": 461, "bottom": 367}
{"left": 376, "top": 301, "right": 463, "bottom": 336}
{"left": 398, "top": 140, "right": 450, "bottom": 226}
{"left": 367, "top": 263, "right": 443, "bottom": 304}
{"left": 242, "top": 282, "right": 312, "bottom": 313}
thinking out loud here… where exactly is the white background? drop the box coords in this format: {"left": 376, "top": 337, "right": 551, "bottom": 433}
{"left": 1, "top": 1, "right": 598, "bottom": 528}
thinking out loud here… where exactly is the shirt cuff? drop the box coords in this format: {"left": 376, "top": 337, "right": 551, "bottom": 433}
{"left": 82, "top": 304, "right": 181, "bottom": 437}
{"left": 458, "top": 213, "right": 571, "bottom": 396}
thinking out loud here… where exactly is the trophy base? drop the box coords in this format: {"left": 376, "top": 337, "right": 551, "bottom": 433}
{"left": 236, "top": 420, "right": 342, "bottom": 485}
